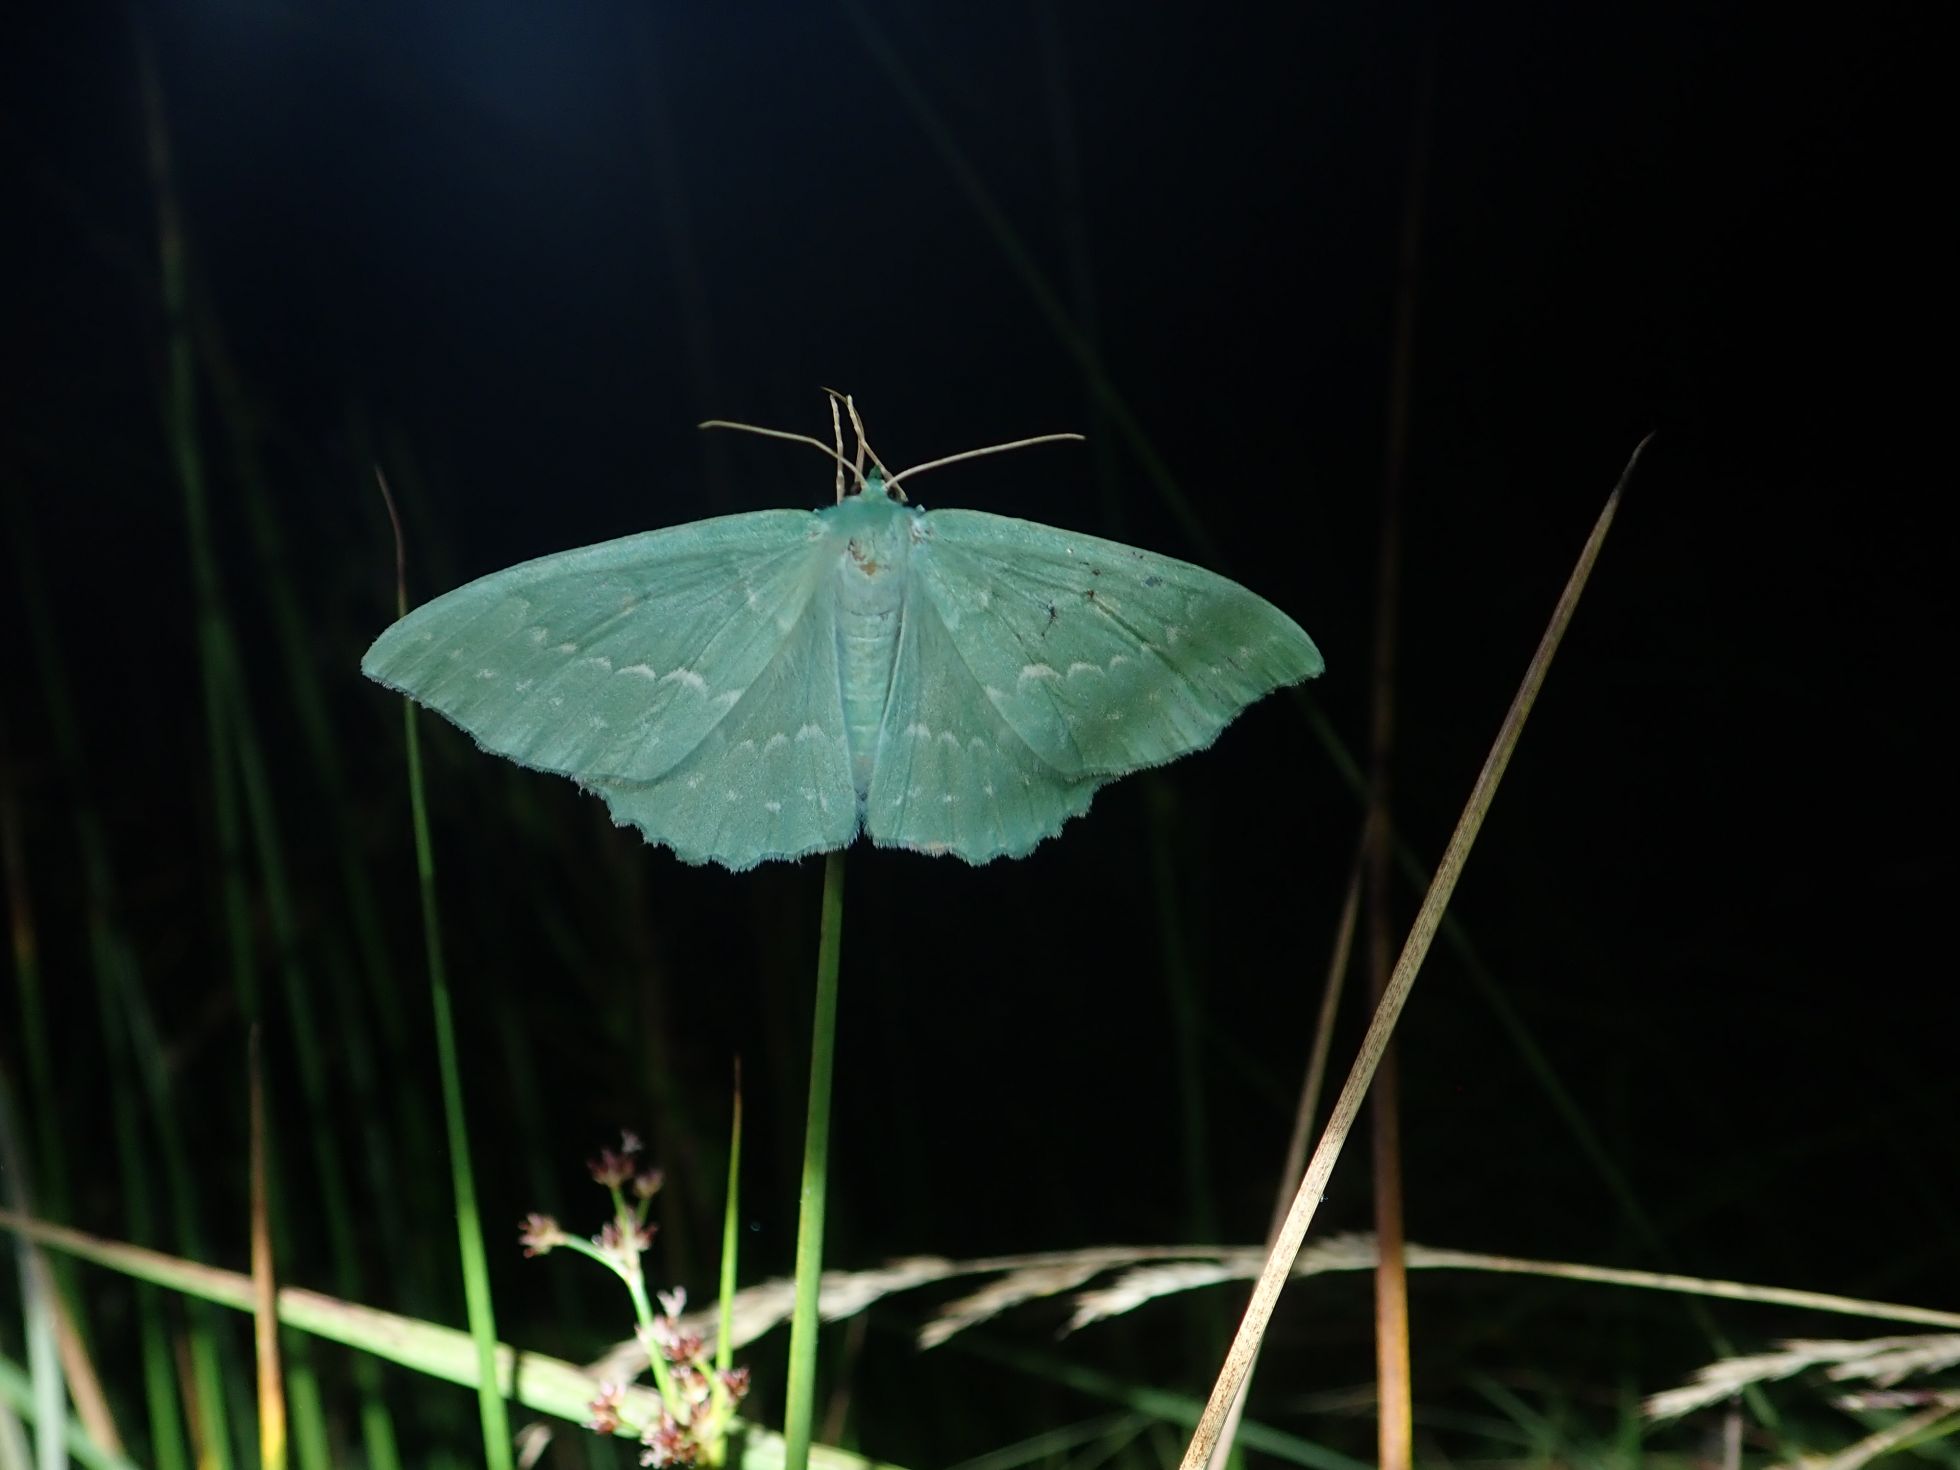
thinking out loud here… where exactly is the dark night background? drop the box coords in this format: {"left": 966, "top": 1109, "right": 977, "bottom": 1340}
{"left": 3, "top": 1, "right": 1952, "bottom": 1464}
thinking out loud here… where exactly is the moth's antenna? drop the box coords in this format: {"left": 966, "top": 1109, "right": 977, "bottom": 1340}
{"left": 697, "top": 418, "right": 869, "bottom": 494}
{"left": 699, "top": 407, "right": 1083, "bottom": 503}
{"left": 886, "top": 433, "right": 1087, "bottom": 497}
{"left": 822, "top": 388, "right": 899, "bottom": 497}
{"left": 819, "top": 386, "right": 871, "bottom": 486}
{"left": 827, "top": 394, "right": 846, "bottom": 504}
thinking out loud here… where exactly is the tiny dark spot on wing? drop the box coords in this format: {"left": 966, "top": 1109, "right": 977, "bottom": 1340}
{"left": 1143, "top": 574, "right": 1162, "bottom": 588}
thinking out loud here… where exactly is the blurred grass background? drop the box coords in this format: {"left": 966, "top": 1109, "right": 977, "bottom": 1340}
{"left": 2, "top": 2, "right": 1951, "bottom": 1465}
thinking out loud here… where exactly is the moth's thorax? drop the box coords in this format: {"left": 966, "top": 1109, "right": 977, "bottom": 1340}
{"left": 822, "top": 492, "right": 916, "bottom": 582}
{"left": 823, "top": 492, "right": 925, "bottom": 796}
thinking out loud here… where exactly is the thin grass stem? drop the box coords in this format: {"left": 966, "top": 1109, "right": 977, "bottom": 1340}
{"left": 783, "top": 850, "right": 848, "bottom": 1470}
{"left": 384, "top": 482, "right": 514, "bottom": 1469}
{"left": 719, "top": 1064, "right": 743, "bottom": 1380}
{"left": 406, "top": 703, "right": 513, "bottom": 1463}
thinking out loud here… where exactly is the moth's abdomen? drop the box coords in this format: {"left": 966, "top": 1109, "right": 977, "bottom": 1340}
{"left": 832, "top": 523, "right": 912, "bottom": 797}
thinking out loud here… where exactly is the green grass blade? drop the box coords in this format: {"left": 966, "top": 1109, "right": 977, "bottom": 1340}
{"left": 378, "top": 472, "right": 512, "bottom": 1469}
{"left": 0, "top": 1360, "right": 136, "bottom": 1470}
{"left": 402, "top": 695, "right": 512, "bottom": 1469}
{"left": 131, "top": 1290, "right": 188, "bottom": 1470}
{"left": 281, "top": 1371, "right": 325, "bottom": 1470}
{"left": 0, "top": 1074, "right": 66, "bottom": 1470}
{"left": 0, "top": 1383, "right": 28, "bottom": 1470}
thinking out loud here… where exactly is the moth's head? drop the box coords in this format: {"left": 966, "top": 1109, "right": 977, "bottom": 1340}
{"left": 857, "top": 468, "right": 907, "bottom": 504}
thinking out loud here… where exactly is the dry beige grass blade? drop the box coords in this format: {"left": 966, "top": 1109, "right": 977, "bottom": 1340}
{"left": 1647, "top": 1335, "right": 1960, "bottom": 1422}
{"left": 1824, "top": 1335, "right": 1960, "bottom": 1387}
{"left": 586, "top": 1246, "right": 1240, "bottom": 1383}
{"left": 1069, "top": 1237, "right": 1960, "bottom": 1343}
{"left": 574, "top": 1230, "right": 1960, "bottom": 1421}
{"left": 1647, "top": 1341, "right": 1879, "bottom": 1422}
{"left": 1070, "top": 1238, "right": 1386, "bottom": 1332}
{"left": 1652, "top": 1334, "right": 1960, "bottom": 1470}
{"left": 1773, "top": 1397, "right": 1960, "bottom": 1470}
{"left": 916, "top": 1261, "right": 1108, "bottom": 1350}
{"left": 586, "top": 1256, "right": 963, "bottom": 1384}
{"left": 1832, "top": 1389, "right": 1960, "bottom": 1412}
{"left": 1209, "top": 836, "right": 1367, "bottom": 1465}
{"left": 1179, "top": 444, "right": 1641, "bottom": 1470}
{"left": 1067, "top": 1262, "right": 1243, "bottom": 1333}
{"left": 586, "top": 1233, "right": 1960, "bottom": 1379}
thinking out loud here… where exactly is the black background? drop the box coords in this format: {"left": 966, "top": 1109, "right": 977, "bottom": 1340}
{"left": 5, "top": 1, "right": 1951, "bottom": 1462}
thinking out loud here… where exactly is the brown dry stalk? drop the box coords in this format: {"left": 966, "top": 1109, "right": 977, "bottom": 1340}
{"left": 249, "top": 1026, "right": 288, "bottom": 1470}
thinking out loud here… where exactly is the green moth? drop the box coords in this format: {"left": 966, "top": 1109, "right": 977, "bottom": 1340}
{"left": 362, "top": 403, "right": 1323, "bottom": 870}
